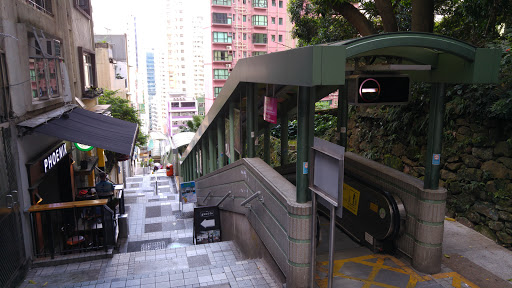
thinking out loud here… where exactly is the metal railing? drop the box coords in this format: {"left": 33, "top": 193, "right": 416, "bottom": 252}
{"left": 24, "top": 0, "right": 53, "bottom": 16}
{"left": 29, "top": 200, "right": 116, "bottom": 259}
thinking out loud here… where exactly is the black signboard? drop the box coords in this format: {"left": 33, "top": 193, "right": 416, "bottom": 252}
{"left": 193, "top": 206, "right": 221, "bottom": 244}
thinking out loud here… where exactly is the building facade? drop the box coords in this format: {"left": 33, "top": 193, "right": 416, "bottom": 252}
{"left": 168, "top": 93, "right": 198, "bottom": 135}
{"left": 205, "top": 0, "right": 296, "bottom": 113}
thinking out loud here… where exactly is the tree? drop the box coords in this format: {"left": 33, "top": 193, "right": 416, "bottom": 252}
{"left": 289, "top": 0, "right": 512, "bottom": 47}
{"left": 98, "top": 89, "right": 148, "bottom": 147}
{"left": 179, "top": 115, "right": 204, "bottom": 133}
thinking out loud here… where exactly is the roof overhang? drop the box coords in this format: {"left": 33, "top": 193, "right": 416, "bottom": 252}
{"left": 19, "top": 105, "right": 138, "bottom": 156}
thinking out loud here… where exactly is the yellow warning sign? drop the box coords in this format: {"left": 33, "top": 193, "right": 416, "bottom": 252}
{"left": 343, "top": 183, "right": 360, "bottom": 215}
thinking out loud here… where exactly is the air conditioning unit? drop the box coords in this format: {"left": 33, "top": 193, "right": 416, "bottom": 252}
{"left": 228, "top": 50, "right": 233, "bottom": 54}
{"left": 226, "top": 64, "right": 232, "bottom": 68}
{"left": 226, "top": 46, "right": 232, "bottom": 50}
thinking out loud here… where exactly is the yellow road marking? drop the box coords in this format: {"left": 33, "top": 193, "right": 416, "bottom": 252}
{"left": 315, "top": 254, "right": 480, "bottom": 288}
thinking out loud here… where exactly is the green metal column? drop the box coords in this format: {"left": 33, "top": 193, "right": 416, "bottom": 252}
{"left": 337, "top": 85, "right": 348, "bottom": 147}
{"left": 201, "top": 139, "right": 207, "bottom": 176}
{"left": 264, "top": 124, "right": 270, "bottom": 164}
{"left": 296, "top": 87, "right": 315, "bottom": 203}
{"left": 208, "top": 129, "right": 215, "bottom": 173}
{"left": 229, "top": 102, "right": 236, "bottom": 164}
{"left": 184, "top": 158, "right": 188, "bottom": 181}
{"left": 247, "top": 84, "right": 255, "bottom": 158}
{"left": 217, "top": 117, "right": 225, "bottom": 168}
{"left": 189, "top": 156, "right": 193, "bottom": 181}
{"left": 280, "top": 104, "right": 288, "bottom": 166}
{"left": 253, "top": 84, "right": 259, "bottom": 155}
{"left": 424, "top": 83, "right": 445, "bottom": 189}
{"left": 192, "top": 149, "right": 197, "bottom": 180}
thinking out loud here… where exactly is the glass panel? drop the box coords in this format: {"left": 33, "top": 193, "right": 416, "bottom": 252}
{"left": 252, "top": 33, "right": 267, "bottom": 44}
{"left": 212, "top": 13, "right": 230, "bottom": 24}
{"left": 214, "top": 87, "right": 222, "bottom": 98}
{"left": 252, "top": 15, "right": 267, "bottom": 26}
{"left": 47, "top": 59, "right": 59, "bottom": 97}
{"left": 252, "top": 0, "right": 267, "bottom": 8}
{"left": 213, "top": 51, "right": 233, "bottom": 61}
{"left": 214, "top": 69, "right": 229, "bottom": 80}
{"left": 36, "top": 58, "right": 48, "bottom": 99}
{"left": 213, "top": 32, "right": 232, "bottom": 43}
{"left": 252, "top": 51, "right": 267, "bottom": 56}
{"left": 212, "top": 0, "right": 231, "bottom": 5}
{"left": 29, "top": 59, "right": 38, "bottom": 99}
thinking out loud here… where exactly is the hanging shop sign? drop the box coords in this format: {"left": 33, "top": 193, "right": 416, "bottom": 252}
{"left": 74, "top": 142, "right": 94, "bottom": 151}
{"left": 263, "top": 96, "right": 278, "bottom": 124}
{"left": 43, "top": 143, "right": 68, "bottom": 173}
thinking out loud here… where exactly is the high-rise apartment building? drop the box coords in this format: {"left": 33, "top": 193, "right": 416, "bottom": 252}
{"left": 205, "top": 0, "right": 296, "bottom": 112}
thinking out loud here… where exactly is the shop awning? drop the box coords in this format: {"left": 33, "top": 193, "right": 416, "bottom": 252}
{"left": 19, "top": 106, "right": 138, "bottom": 156}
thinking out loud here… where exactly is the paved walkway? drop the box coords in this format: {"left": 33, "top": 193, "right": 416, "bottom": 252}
{"left": 20, "top": 171, "right": 279, "bottom": 288}
{"left": 19, "top": 170, "right": 512, "bottom": 288}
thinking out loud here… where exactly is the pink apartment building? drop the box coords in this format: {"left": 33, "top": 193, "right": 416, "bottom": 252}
{"left": 205, "top": 0, "right": 296, "bottom": 113}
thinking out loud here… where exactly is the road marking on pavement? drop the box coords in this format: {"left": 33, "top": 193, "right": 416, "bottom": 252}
{"left": 315, "top": 254, "right": 479, "bottom": 288}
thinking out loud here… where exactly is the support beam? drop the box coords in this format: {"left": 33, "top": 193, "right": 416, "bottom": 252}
{"left": 296, "top": 87, "right": 315, "bottom": 203}
{"left": 247, "top": 84, "right": 255, "bottom": 158}
{"left": 202, "top": 139, "right": 207, "bottom": 176}
{"left": 264, "top": 123, "right": 270, "bottom": 164}
{"left": 209, "top": 129, "right": 215, "bottom": 173}
{"left": 192, "top": 149, "right": 197, "bottom": 180}
{"left": 337, "top": 85, "right": 348, "bottom": 147}
{"left": 280, "top": 103, "right": 288, "bottom": 166}
{"left": 217, "top": 117, "right": 225, "bottom": 168}
{"left": 229, "top": 102, "right": 236, "bottom": 164}
{"left": 424, "top": 83, "right": 445, "bottom": 189}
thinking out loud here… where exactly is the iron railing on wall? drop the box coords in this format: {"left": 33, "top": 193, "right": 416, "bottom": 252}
{"left": 28, "top": 199, "right": 116, "bottom": 259}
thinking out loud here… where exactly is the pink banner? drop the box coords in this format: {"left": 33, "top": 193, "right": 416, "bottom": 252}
{"left": 264, "top": 96, "right": 277, "bottom": 124}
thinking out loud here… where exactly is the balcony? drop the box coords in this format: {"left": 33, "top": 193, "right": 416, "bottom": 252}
{"left": 212, "top": 0, "right": 231, "bottom": 7}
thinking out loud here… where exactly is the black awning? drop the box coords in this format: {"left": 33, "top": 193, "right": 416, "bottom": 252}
{"left": 27, "top": 108, "right": 138, "bottom": 156}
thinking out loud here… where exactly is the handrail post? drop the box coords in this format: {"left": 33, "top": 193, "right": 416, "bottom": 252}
{"left": 216, "top": 191, "right": 232, "bottom": 206}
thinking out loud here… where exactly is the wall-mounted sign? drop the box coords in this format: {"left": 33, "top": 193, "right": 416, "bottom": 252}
{"left": 74, "top": 142, "right": 94, "bottom": 151}
{"left": 43, "top": 143, "right": 68, "bottom": 173}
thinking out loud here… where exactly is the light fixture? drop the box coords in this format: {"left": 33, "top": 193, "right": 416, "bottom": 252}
{"left": 35, "top": 192, "right": 43, "bottom": 205}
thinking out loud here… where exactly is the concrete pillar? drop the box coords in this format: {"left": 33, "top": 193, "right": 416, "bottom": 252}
{"left": 264, "top": 124, "right": 270, "bottom": 164}
{"left": 209, "top": 129, "right": 215, "bottom": 173}
{"left": 424, "top": 83, "right": 445, "bottom": 190}
{"left": 280, "top": 104, "right": 288, "bottom": 167}
{"left": 217, "top": 117, "right": 225, "bottom": 168}
{"left": 337, "top": 85, "right": 348, "bottom": 147}
{"left": 296, "top": 87, "right": 315, "bottom": 203}
{"left": 246, "top": 84, "right": 255, "bottom": 158}
{"left": 229, "top": 102, "right": 236, "bottom": 164}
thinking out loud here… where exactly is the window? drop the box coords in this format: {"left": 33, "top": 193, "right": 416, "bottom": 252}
{"left": 272, "top": 17, "right": 275, "bottom": 24}
{"left": 279, "top": 1, "right": 283, "bottom": 8}
{"left": 214, "top": 69, "right": 229, "bottom": 80}
{"left": 252, "top": 15, "right": 267, "bottom": 26}
{"left": 213, "top": 51, "right": 233, "bottom": 62}
{"left": 243, "top": 15, "right": 246, "bottom": 22}
{"left": 214, "top": 87, "right": 222, "bottom": 98}
{"left": 171, "top": 103, "right": 180, "bottom": 107}
{"left": 271, "top": 35, "right": 275, "bottom": 42}
{"left": 212, "top": 13, "right": 231, "bottom": 24}
{"left": 78, "top": 47, "right": 97, "bottom": 95}
{"left": 279, "top": 35, "right": 283, "bottom": 42}
{"left": 272, "top": 0, "right": 276, "bottom": 6}
{"left": 252, "top": 0, "right": 267, "bottom": 8}
{"left": 212, "top": 0, "right": 231, "bottom": 5}
{"left": 279, "top": 18, "right": 283, "bottom": 25}
{"left": 252, "top": 33, "right": 267, "bottom": 44}
{"left": 25, "top": 0, "right": 53, "bottom": 15}
{"left": 213, "top": 32, "right": 232, "bottom": 43}
{"left": 182, "top": 102, "right": 195, "bottom": 107}
{"left": 243, "top": 33, "right": 247, "bottom": 40}
{"left": 252, "top": 51, "right": 267, "bottom": 56}
{"left": 29, "top": 35, "right": 63, "bottom": 101}
{"left": 74, "top": 0, "right": 91, "bottom": 17}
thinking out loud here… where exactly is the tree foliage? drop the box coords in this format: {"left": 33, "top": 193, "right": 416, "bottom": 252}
{"left": 98, "top": 89, "right": 148, "bottom": 147}
{"left": 179, "top": 115, "right": 204, "bottom": 133}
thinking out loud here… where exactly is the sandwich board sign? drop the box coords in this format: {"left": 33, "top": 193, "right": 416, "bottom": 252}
{"left": 193, "top": 206, "right": 221, "bottom": 244}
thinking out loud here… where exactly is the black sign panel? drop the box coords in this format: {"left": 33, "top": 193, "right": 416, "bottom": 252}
{"left": 193, "top": 206, "right": 221, "bottom": 244}
{"left": 348, "top": 75, "right": 410, "bottom": 105}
